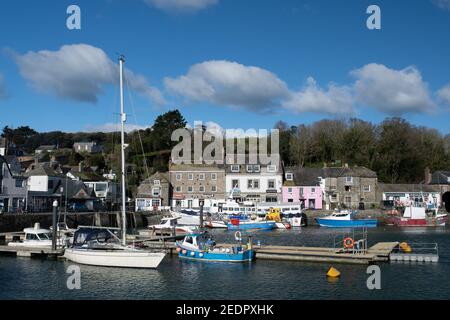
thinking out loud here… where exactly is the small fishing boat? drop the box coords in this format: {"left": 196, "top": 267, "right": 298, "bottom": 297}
{"left": 204, "top": 219, "right": 228, "bottom": 229}
{"left": 315, "top": 210, "right": 378, "bottom": 228}
{"left": 387, "top": 205, "right": 447, "bottom": 227}
{"left": 226, "top": 216, "right": 276, "bottom": 230}
{"left": 176, "top": 231, "right": 255, "bottom": 262}
{"left": 265, "top": 208, "right": 291, "bottom": 229}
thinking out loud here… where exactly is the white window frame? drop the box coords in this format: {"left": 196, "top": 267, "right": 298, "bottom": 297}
{"left": 268, "top": 179, "right": 275, "bottom": 189}
{"left": 188, "top": 173, "right": 194, "bottom": 180}
{"left": 231, "top": 165, "right": 240, "bottom": 173}
{"left": 253, "top": 165, "right": 261, "bottom": 173}
{"left": 211, "top": 173, "right": 217, "bottom": 180}
{"left": 187, "top": 186, "right": 194, "bottom": 193}
{"left": 246, "top": 165, "right": 253, "bottom": 173}
{"left": 154, "top": 180, "right": 161, "bottom": 186}
{"left": 176, "top": 174, "right": 182, "bottom": 181}
{"left": 199, "top": 186, "right": 205, "bottom": 192}
{"left": 211, "top": 185, "right": 217, "bottom": 192}
{"left": 175, "top": 186, "right": 182, "bottom": 193}
{"left": 363, "top": 185, "right": 371, "bottom": 192}
{"left": 345, "top": 176, "right": 353, "bottom": 183}
{"left": 199, "top": 173, "right": 205, "bottom": 181}
{"left": 267, "top": 165, "right": 277, "bottom": 173}
{"left": 286, "top": 173, "right": 293, "bottom": 181}
{"left": 152, "top": 188, "right": 160, "bottom": 197}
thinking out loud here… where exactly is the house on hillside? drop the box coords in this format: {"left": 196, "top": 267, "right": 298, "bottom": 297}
{"left": 35, "top": 145, "right": 57, "bottom": 155}
{"left": 0, "top": 155, "right": 26, "bottom": 213}
{"left": 135, "top": 172, "right": 171, "bottom": 211}
{"left": 73, "top": 142, "right": 103, "bottom": 154}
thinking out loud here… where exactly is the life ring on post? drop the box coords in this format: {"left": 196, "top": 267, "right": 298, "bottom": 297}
{"left": 343, "top": 237, "right": 355, "bottom": 249}
{"left": 235, "top": 231, "right": 242, "bottom": 242}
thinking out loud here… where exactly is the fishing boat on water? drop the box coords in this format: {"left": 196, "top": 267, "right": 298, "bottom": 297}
{"left": 176, "top": 231, "right": 255, "bottom": 262}
{"left": 64, "top": 57, "right": 165, "bottom": 269}
{"left": 386, "top": 205, "right": 447, "bottom": 227}
{"left": 226, "top": 214, "right": 276, "bottom": 230}
{"left": 315, "top": 210, "right": 378, "bottom": 228}
{"left": 148, "top": 217, "right": 197, "bottom": 235}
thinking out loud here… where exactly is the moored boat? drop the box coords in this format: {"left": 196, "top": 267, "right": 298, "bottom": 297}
{"left": 148, "top": 217, "right": 196, "bottom": 235}
{"left": 176, "top": 231, "right": 255, "bottom": 262}
{"left": 386, "top": 205, "right": 447, "bottom": 227}
{"left": 8, "top": 223, "right": 64, "bottom": 248}
{"left": 226, "top": 217, "right": 276, "bottom": 230}
{"left": 315, "top": 210, "right": 377, "bottom": 228}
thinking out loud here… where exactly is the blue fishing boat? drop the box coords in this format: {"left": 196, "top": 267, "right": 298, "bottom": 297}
{"left": 176, "top": 231, "right": 255, "bottom": 262}
{"left": 315, "top": 210, "right": 378, "bottom": 228}
{"left": 226, "top": 216, "right": 276, "bottom": 230}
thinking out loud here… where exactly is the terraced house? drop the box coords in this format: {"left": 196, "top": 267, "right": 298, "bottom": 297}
{"left": 169, "top": 163, "right": 226, "bottom": 209}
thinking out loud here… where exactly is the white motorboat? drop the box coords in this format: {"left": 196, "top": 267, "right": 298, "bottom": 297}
{"left": 148, "top": 217, "right": 196, "bottom": 235}
{"left": 8, "top": 223, "right": 64, "bottom": 248}
{"left": 170, "top": 210, "right": 201, "bottom": 226}
{"left": 63, "top": 57, "right": 165, "bottom": 269}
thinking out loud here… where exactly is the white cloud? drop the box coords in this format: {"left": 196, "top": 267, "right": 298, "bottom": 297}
{"left": 0, "top": 73, "right": 6, "bottom": 99}
{"left": 282, "top": 77, "right": 354, "bottom": 114}
{"left": 12, "top": 44, "right": 165, "bottom": 106}
{"left": 164, "top": 60, "right": 290, "bottom": 113}
{"left": 437, "top": 84, "right": 450, "bottom": 108}
{"left": 432, "top": 0, "right": 450, "bottom": 11}
{"left": 351, "top": 63, "right": 435, "bottom": 115}
{"left": 83, "top": 123, "right": 149, "bottom": 133}
{"left": 144, "top": 0, "right": 218, "bottom": 13}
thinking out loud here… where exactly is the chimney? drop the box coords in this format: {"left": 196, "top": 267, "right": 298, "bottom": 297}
{"left": 425, "top": 167, "right": 431, "bottom": 185}
{"left": 344, "top": 163, "right": 349, "bottom": 168}
{"left": 78, "top": 161, "right": 83, "bottom": 173}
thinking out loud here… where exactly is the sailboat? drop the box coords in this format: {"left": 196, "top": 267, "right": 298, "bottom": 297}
{"left": 64, "top": 56, "right": 166, "bottom": 268}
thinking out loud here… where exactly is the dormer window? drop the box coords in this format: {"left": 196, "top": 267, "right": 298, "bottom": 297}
{"left": 286, "top": 173, "right": 293, "bottom": 181}
{"left": 253, "top": 165, "right": 261, "bottom": 173}
{"left": 154, "top": 180, "right": 160, "bottom": 186}
{"left": 231, "top": 165, "right": 240, "bottom": 173}
{"left": 246, "top": 165, "right": 253, "bottom": 173}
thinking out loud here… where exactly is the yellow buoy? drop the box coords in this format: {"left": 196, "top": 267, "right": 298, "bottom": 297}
{"left": 400, "top": 242, "right": 412, "bottom": 253}
{"left": 327, "top": 267, "right": 341, "bottom": 278}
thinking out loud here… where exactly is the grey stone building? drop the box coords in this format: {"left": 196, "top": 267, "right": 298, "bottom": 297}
{"left": 169, "top": 163, "right": 226, "bottom": 209}
{"left": 73, "top": 142, "right": 103, "bottom": 154}
{"left": 135, "top": 172, "right": 171, "bottom": 211}
{"left": 0, "top": 155, "right": 26, "bottom": 213}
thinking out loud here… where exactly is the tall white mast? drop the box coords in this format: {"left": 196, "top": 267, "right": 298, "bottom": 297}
{"left": 119, "top": 56, "right": 127, "bottom": 246}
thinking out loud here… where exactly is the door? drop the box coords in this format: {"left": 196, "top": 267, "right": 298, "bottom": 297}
{"left": 308, "top": 199, "right": 315, "bottom": 209}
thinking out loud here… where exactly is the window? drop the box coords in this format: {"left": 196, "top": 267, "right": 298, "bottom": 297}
{"left": 331, "top": 194, "right": 337, "bottom": 201}
{"left": 330, "top": 185, "right": 337, "bottom": 191}
{"left": 152, "top": 199, "right": 160, "bottom": 207}
{"left": 268, "top": 180, "right": 275, "bottom": 189}
{"left": 152, "top": 188, "right": 160, "bottom": 197}
{"left": 211, "top": 185, "right": 217, "bottom": 192}
{"left": 154, "top": 180, "right": 160, "bottom": 186}
{"left": 175, "top": 186, "right": 182, "bottom": 193}
{"left": 345, "top": 186, "right": 352, "bottom": 192}
{"left": 199, "top": 186, "right": 205, "bottom": 192}
{"left": 286, "top": 173, "right": 293, "bottom": 181}
{"left": 311, "top": 188, "right": 315, "bottom": 193}
{"left": 188, "top": 186, "right": 194, "bottom": 193}
{"left": 188, "top": 173, "right": 194, "bottom": 180}
{"left": 300, "top": 188, "right": 304, "bottom": 195}
{"left": 345, "top": 196, "right": 352, "bottom": 204}
{"left": 231, "top": 165, "right": 240, "bottom": 172}
{"left": 248, "top": 179, "right": 260, "bottom": 189}
{"left": 232, "top": 179, "right": 239, "bottom": 189}
{"left": 95, "top": 183, "right": 107, "bottom": 192}
{"left": 345, "top": 177, "right": 353, "bottom": 183}
{"left": 48, "top": 180, "right": 54, "bottom": 189}
{"left": 199, "top": 174, "right": 205, "bottom": 180}
{"left": 267, "top": 165, "right": 277, "bottom": 173}
{"left": 15, "top": 179, "right": 23, "bottom": 188}
{"left": 246, "top": 165, "right": 253, "bottom": 173}
{"left": 176, "top": 174, "right": 182, "bottom": 181}
{"left": 253, "top": 165, "right": 261, "bottom": 173}
{"left": 211, "top": 173, "right": 217, "bottom": 180}
{"left": 288, "top": 188, "right": 293, "bottom": 193}
{"left": 363, "top": 185, "right": 371, "bottom": 192}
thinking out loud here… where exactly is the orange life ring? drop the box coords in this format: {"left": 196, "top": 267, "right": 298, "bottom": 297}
{"left": 343, "top": 237, "right": 354, "bottom": 249}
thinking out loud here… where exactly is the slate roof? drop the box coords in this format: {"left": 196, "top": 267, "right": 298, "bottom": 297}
{"left": 429, "top": 171, "right": 450, "bottom": 185}
{"left": 378, "top": 183, "right": 441, "bottom": 193}
{"left": 284, "top": 166, "right": 377, "bottom": 186}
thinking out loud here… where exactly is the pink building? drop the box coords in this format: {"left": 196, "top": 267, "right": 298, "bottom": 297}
{"left": 282, "top": 167, "right": 323, "bottom": 209}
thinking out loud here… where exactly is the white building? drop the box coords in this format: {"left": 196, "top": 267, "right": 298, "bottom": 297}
{"left": 225, "top": 155, "right": 283, "bottom": 203}
{"left": 378, "top": 183, "right": 441, "bottom": 208}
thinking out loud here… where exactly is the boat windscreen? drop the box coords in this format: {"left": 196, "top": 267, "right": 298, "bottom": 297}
{"left": 73, "top": 228, "right": 118, "bottom": 246}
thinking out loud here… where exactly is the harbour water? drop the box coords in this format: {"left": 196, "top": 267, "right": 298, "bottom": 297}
{"left": 1, "top": 227, "right": 450, "bottom": 300}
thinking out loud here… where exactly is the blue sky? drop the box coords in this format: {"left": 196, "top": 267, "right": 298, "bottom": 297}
{"left": 0, "top": 0, "right": 450, "bottom": 133}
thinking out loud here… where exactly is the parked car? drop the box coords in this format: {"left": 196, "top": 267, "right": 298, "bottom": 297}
{"left": 68, "top": 203, "right": 89, "bottom": 212}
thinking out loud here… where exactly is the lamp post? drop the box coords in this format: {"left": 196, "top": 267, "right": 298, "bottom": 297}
{"left": 52, "top": 200, "right": 58, "bottom": 250}
{"left": 199, "top": 199, "right": 204, "bottom": 230}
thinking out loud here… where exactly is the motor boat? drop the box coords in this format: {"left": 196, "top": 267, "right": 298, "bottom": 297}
{"left": 386, "top": 205, "right": 447, "bottom": 227}
{"left": 315, "top": 210, "right": 378, "bottom": 228}
{"left": 176, "top": 231, "right": 255, "bottom": 263}
{"left": 148, "top": 217, "right": 196, "bottom": 235}
{"left": 8, "top": 223, "right": 64, "bottom": 248}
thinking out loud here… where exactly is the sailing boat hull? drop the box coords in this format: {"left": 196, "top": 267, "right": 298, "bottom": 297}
{"left": 64, "top": 248, "right": 166, "bottom": 268}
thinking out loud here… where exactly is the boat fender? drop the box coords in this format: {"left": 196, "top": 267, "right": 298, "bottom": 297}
{"left": 176, "top": 247, "right": 181, "bottom": 253}
{"left": 182, "top": 250, "right": 187, "bottom": 255}
{"left": 343, "top": 237, "right": 354, "bottom": 249}
{"left": 199, "top": 253, "right": 204, "bottom": 258}
{"left": 190, "top": 252, "right": 195, "bottom": 257}
{"left": 226, "top": 248, "right": 231, "bottom": 253}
